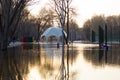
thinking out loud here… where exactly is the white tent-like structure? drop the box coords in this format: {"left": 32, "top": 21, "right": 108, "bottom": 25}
{"left": 41, "top": 27, "right": 67, "bottom": 42}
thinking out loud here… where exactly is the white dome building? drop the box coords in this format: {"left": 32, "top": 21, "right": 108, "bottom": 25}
{"left": 41, "top": 27, "right": 67, "bottom": 42}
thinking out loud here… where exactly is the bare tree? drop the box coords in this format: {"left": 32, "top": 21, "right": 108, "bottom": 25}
{"left": 82, "top": 20, "right": 91, "bottom": 40}
{"left": 36, "top": 8, "right": 55, "bottom": 41}
{"left": 0, "top": 0, "right": 37, "bottom": 50}
{"left": 15, "top": 8, "right": 55, "bottom": 42}
{"left": 82, "top": 15, "right": 120, "bottom": 43}
{"left": 49, "top": 0, "right": 76, "bottom": 44}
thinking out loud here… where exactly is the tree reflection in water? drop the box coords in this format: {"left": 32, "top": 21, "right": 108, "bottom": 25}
{"left": 0, "top": 43, "right": 78, "bottom": 80}
{"left": 0, "top": 43, "right": 120, "bottom": 80}
{"left": 0, "top": 47, "right": 27, "bottom": 80}
{"left": 83, "top": 46, "right": 120, "bottom": 67}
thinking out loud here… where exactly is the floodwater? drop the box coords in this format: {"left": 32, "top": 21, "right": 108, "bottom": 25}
{"left": 0, "top": 42, "right": 120, "bottom": 80}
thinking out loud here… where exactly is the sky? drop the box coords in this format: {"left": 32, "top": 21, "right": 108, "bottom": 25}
{"left": 29, "top": 0, "right": 120, "bottom": 28}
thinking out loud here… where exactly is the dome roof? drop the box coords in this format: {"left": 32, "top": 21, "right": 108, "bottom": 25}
{"left": 41, "top": 27, "right": 67, "bottom": 40}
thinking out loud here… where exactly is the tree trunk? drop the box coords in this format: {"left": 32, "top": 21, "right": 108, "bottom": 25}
{"left": 1, "top": 35, "right": 8, "bottom": 50}
{"left": 0, "top": 1, "right": 10, "bottom": 50}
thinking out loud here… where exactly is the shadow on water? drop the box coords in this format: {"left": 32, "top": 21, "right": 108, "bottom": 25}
{"left": 0, "top": 43, "right": 78, "bottom": 80}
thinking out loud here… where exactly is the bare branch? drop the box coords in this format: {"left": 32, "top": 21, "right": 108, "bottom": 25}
{"left": 0, "top": 0, "right": 37, "bottom": 49}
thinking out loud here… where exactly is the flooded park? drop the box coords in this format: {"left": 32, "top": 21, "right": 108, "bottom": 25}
{"left": 0, "top": 42, "right": 120, "bottom": 80}
{"left": 0, "top": 0, "right": 120, "bottom": 80}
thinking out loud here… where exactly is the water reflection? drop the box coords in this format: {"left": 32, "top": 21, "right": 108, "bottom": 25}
{"left": 83, "top": 46, "right": 120, "bottom": 67}
{"left": 0, "top": 43, "right": 120, "bottom": 80}
{"left": 26, "top": 66, "right": 42, "bottom": 80}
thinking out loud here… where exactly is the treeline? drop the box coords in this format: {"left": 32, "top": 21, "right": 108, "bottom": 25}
{"left": 0, "top": 0, "right": 78, "bottom": 50}
{"left": 14, "top": 8, "right": 55, "bottom": 41}
{"left": 14, "top": 8, "right": 80, "bottom": 41}
{"left": 82, "top": 15, "right": 120, "bottom": 42}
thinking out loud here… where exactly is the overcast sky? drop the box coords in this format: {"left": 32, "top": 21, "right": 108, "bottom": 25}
{"left": 29, "top": 0, "right": 120, "bottom": 27}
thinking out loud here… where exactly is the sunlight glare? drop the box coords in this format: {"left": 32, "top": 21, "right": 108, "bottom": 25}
{"left": 28, "top": 0, "right": 48, "bottom": 16}
{"left": 26, "top": 67, "right": 42, "bottom": 80}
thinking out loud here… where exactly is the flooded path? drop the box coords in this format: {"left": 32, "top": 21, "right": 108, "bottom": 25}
{"left": 0, "top": 42, "right": 120, "bottom": 80}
